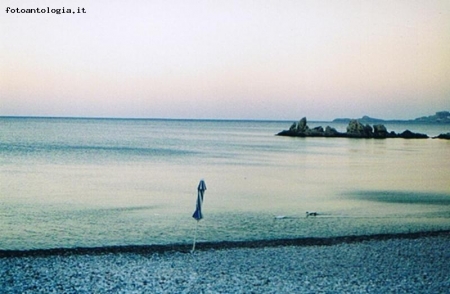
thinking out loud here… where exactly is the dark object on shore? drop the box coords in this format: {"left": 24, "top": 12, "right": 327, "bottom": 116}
{"left": 277, "top": 117, "right": 429, "bottom": 139}
{"left": 433, "top": 133, "right": 450, "bottom": 140}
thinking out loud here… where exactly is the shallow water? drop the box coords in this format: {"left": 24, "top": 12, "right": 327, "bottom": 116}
{"left": 1, "top": 117, "right": 449, "bottom": 250}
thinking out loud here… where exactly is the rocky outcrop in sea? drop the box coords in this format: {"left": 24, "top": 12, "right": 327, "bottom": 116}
{"left": 277, "top": 117, "right": 429, "bottom": 139}
{"left": 433, "top": 133, "right": 450, "bottom": 140}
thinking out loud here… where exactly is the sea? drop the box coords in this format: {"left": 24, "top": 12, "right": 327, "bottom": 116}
{"left": 1, "top": 117, "right": 449, "bottom": 250}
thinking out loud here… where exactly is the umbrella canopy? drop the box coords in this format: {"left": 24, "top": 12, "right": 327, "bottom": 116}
{"left": 192, "top": 179, "right": 207, "bottom": 221}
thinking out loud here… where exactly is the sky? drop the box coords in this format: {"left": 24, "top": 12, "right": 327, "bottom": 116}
{"left": 1, "top": 0, "right": 449, "bottom": 121}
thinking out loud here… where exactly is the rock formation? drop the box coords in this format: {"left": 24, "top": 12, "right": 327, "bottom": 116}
{"left": 398, "top": 130, "right": 429, "bottom": 139}
{"left": 324, "top": 126, "right": 341, "bottom": 137}
{"left": 433, "top": 133, "right": 450, "bottom": 140}
{"left": 373, "top": 124, "right": 389, "bottom": 138}
{"left": 280, "top": 117, "right": 344, "bottom": 137}
{"left": 346, "top": 120, "right": 373, "bottom": 138}
{"left": 277, "top": 117, "right": 429, "bottom": 139}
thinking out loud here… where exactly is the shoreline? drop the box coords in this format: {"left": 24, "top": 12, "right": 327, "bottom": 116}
{"left": 2, "top": 229, "right": 448, "bottom": 258}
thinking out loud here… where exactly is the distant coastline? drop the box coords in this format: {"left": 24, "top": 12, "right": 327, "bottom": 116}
{"left": 1, "top": 111, "right": 449, "bottom": 124}
{"left": 333, "top": 111, "right": 450, "bottom": 124}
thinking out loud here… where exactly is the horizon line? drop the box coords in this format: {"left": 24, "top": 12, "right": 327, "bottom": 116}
{"left": 1, "top": 111, "right": 447, "bottom": 123}
{"left": 0, "top": 115, "right": 301, "bottom": 123}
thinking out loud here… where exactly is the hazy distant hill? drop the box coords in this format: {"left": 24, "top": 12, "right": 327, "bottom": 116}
{"left": 333, "top": 115, "right": 385, "bottom": 124}
{"left": 413, "top": 111, "right": 450, "bottom": 123}
{"left": 333, "top": 111, "right": 450, "bottom": 124}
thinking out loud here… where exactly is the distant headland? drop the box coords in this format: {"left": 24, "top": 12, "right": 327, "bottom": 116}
{"left": 277, "top": 111, "right": 450, "bottom": 140}
{"left": 332, "top": 111, "right": 450, "bottom": 124}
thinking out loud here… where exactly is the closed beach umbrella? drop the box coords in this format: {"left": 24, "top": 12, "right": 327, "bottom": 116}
{"left": 191, "top": 179, "right": 206, "bottom": 252}
{"left": 192, "top": 179, "right": 207, "bottom": 220}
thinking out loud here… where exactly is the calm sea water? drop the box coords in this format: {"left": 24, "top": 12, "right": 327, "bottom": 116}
{"left": 1, "top": 117, "right": 449, "bottom": 250}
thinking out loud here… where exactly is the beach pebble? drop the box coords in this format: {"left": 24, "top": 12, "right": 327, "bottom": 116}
{"left": 1, "top": 235, "right": 449, "bottom": 293}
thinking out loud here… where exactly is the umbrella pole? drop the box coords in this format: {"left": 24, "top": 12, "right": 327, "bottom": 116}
{"left": 191, "top": 220, "right": 199, "bottom": 253}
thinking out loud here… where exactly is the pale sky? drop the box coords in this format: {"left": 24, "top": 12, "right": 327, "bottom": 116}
{"left": 1, "top": 0, "right": 449, "bottom": 121}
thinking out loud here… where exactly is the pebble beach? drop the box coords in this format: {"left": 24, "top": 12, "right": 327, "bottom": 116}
{"left": 1, "top": 232, "right": 449, "bottom": 293}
